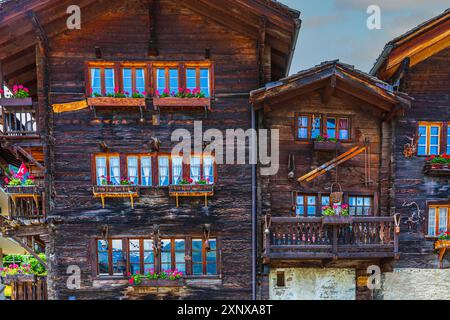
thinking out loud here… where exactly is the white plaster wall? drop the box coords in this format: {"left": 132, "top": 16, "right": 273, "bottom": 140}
{"left": 269, "top": 268, "right": 355, "bottom": 300}
{"left": 377, "top": 268, "right": 450, "bottom": 300}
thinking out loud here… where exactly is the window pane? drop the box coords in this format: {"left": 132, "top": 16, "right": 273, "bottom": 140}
{"left": 192, "top": 239, "right": 203, "bottom": 275}
{"left": 135, "top": 68, "right": 145, "bottom": 93}
{"left": 190, "top": 156, "right": 201, "bottom": 182}
{"left": 298, "top": 116, "right": 309, "bottom": 139}
{"left": 91, "top": 68, "right": 101, "bottom": 95}
{"left": 298, "top": 128, "right": 308, "bottom": 139}
{"left": 186, "top": 68, "right": 197, "bottom": 91}
{"left": 418, "top": 146, "right": 426, "bottom": 156}
{"left": 127, "top": 157, "right": 138, "bottom": 185}
{"left": 158, "top": 157, "right": 169, "bottom": 186}
{"left": 169, "top": 69, "right": 179, "bottom": 93}
{"left": 200, "top": 68, "right": 210, "bottom": 97}
{"left": 161, "top": 240, "right": 172, "bottom": 271}
{"left": 122, "top": 68, "right": 132, "bottom": 95}
{"left": 327, "top": 118, "right": 336, "bottom": 139}
{"left": 143, "top": 239, "right": 154, "bottom": 272}
{"left": 104, "top": 68, "right": 115, "bottom": 94}
{"left": 339, "top": 129, "right": 349, "bottom": 140}
{"left": 96, "top": 156, "right": 107, "bottom": 185}
{"left": 109, "top": 157, "right": 121, "bottom": 185}
{"left": 438, "top": 208, "right": 448, "bottom": 234}
{"left": 203, "top": 156, "right": 214, "bottom": 184}
{"left": 141, "top": 157, "right": 152, "bottom": 186}
{"left": 428, "top": 208, "right": 436, "bottom": 236}
{"left": 129, "top": 240, "right": 140, "bottom": 275}
{"left": 322, "top": 196, "right": 330, "bottom": 206}
{"left": 97, "top": 240, "right": 109, "bottom": 275}
{"left": 157, "top": 68, "right": 166, "bottom": 91}
{"left": 174, "top": 239, "right": 185, "bottom": 273}
{"left": 307, "top": 206, "right": 316, "bottom": 216}
{"left": 447, "top": 127, "right": 450, "bottom": 154}
{"left": 172, "top": 156, "right": 183, "bottom": 185}
{"left": 112, "top": 240, "right": 125, "bottom": 275}
{"left": 311, "top": 117, "right": 321, "bottom": 139}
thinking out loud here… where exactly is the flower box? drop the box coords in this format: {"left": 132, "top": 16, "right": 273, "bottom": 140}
{"left": 313, "top": 141, "right": 342, "bottom": 152}
{"left": 93, "top": 185, "right": 138, "bottom": 194}
{"left": 424, "top": 163, "right": 450, "bottom": 176}
{"left": 87, "top": 97, "right": 146, "bottom": 108}
{"left": 435, "top": 240, "right": 450, "bottom": 251}
{"left": 322, "top": 216, "right": 353, "bottom": 226}
{"left": 5, "top": 185, "right": 42, "bottom": 196}
{"left": 0, "top": 97, "right": 33, "bottom": 107}
{"left": 169, "top": 184, "right": 214, "bottom": 196}
{"left": 135, "top": 279, "right": 184, "bottom": 287}
{"left": 1, "top": 274, "right": 35, "bottom": 285}
{"left": 153, "top": 97, "right": 211, "bottom": 109}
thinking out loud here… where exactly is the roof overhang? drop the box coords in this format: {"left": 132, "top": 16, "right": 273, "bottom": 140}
{"left": 251, "top": 61, "right": 412, "bottom": 116}
{"left": 371, "top": 9, "right": 450, "bottom": 81}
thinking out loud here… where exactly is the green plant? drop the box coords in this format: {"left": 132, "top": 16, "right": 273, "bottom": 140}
{"left": 438, "top": 231, "right": 450, "bottom": 241}
{"left": 7, "top": 178, "right": 22, "bottom": 186}
{"left": 426, "top": 154, "right": 450, "bottom": 164}
{"left": 24, "top": 179, "right": 35, "bottom": 186}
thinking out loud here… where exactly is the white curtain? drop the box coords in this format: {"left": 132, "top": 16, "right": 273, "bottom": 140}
{"left": 96, "top": 157, "right": 107, "bottom": 185}
{"left": 141, "top": 157, "right": 152, "bottom": 186}
{"left": 439, "top": 208, "right": 448, "bottom": 234}
{"left": 172, "top": 157, "right": 183, "bottom": 185}
{"left": 91, "top": 68, "right": 101, "bottom": 95}
{"left": 109, "top": 157, "right": 120, "bottom": 185}
{"left": 159, "top": 157, "right": 169, "bottom": 186}
{"left": 127, "top": 157, "right": 138, "bottom": 185}
{"left": 203, "top": 156, "right": 214, "bottom": 183}
{"left": 190, "top": 156, "right": 201, "bottom": 182}
{"left": 428, "top": 208, "right": 436, "bottom": 236}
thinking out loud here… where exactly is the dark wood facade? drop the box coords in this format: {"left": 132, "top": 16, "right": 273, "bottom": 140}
{"left": 0, "top": 0, "right": 300, "bottom": 300}
{"left": 251, "top": 61, "right": 410, "bottom": 300}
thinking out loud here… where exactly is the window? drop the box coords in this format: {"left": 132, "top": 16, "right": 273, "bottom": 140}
{"left": 127, "top": 157, "right": 139, "bottom": 185}
{"left": 122, "top": 67, "right": 146, "bottom": 95}
{"left": 203, "top": 156, "right": 214, "bottom": 184}
{"left": 156, "top": 67, "right": 179, "bottom": 94}
{"left": 190, "top": 156, "right": 201, "bottom": 182}
{"left": 428, "top": 204, "right": 449, "bottom": 237}
{"left": 192, "top": 238, "right": 217, "bottom": 276}
{"left": 296, "top": 194, "right": 316, "bottom": 217}
{"left": 296, "top": 114, "right": 350, "bottom": 140}
{"left": 141, "top": 157, "right": 152, "bottom": 186}
{"left": 186, "top": 67, "right": 210, "bottom": 97}
{"left": 158, "top": 156, "right": 170, "bottom": 186}
{"left": 349, "top": 196, "right": 372, "bottom": 216}
{"left": 95, "top": 155, "right": 121, "bottom": 185}
{"left": 96, "top": 239, "right": 126, "bottom": 276}
{"left": 172, "top": 156, "right": 183, "bottom": 185}
{"left": 98, "top": 237, "right": 217, "bottom": 277}
{"left": 447, "top": 126, "right": 450, "bottom": 154}
{"left": 418, "top": 122, "right": 441, "bottom": 156}
{"left": 89, "top": 66, "right": 115, "bottom": 96}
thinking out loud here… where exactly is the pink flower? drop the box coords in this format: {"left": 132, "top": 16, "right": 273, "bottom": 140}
{"left": 163, "top": 88, "right": 170, "bottom": 94}
{"left": 13, "top": 85, "right": 18, "bottom": 92}
{"left": 142, "top": 92, "right": 147, "bottom": 96}
{"left": 155, "top": 90, "right": 160, "bottom": 96}
{"left": 24, "top": 87, "right": 29, "bottom": 93}
{"left": 4, "top": 177, "right": 9, "bottom": 184}
{"left": 18, "top": 85, "right": 23, "bottom": 89}
{"left": 129, "top": 278, "right": 134, "bottom": 284}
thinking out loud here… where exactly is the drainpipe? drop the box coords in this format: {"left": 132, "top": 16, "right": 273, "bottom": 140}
{"left": 251, "top": 105, "right": 257, "bottom": 300}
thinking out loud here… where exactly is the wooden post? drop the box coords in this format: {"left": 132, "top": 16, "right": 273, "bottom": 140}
{"left": 0, "top": 60, "right": 4, "bottom": 91}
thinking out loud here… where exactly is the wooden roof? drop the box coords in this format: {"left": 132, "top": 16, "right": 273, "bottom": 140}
{"left": 250, "top": 60, "right": 411, "bottom": 114}
{"left": 0, "top": 0, "right": 301, "bottom": 94}
{"left": 371, "top": 8, "right": 450, "bottom": 80}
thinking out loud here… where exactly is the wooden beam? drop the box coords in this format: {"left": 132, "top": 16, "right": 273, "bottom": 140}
{"left": 15, "top": 146, "right": 45, "bottom": 171}
{"left": 10, "top": 236, "right": 48, "bottom": 269}
{"left": 321, "top": 74, "right": 336, "bottom": 105}
{"left": 28, "top": 11, "right": 49, "bottom": 51}
{"left": 148, "top": 0, "right": 159, "bottom": 56}
{"left": 258, "top": 16, "right": 267, "bottom": 86}
{"left": 0, "top": 60, "right": 3, "bottom": 87}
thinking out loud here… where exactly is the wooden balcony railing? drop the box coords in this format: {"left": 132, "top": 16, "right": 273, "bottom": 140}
{"left": 5, "top": 186, "right": 46, "bottom": 223}
{"left": 263, "top": 216, "right": 399, "bottom": 262}
{"left": 1, "top": 106, "right": 38, "bottom": 136}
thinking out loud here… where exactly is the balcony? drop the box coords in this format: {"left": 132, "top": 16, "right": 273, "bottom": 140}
{"left": 263, "top": 216, "right": 399, "bottom": 262}
{"left": 5, "top": 186, "right": 45, "bottom": 223}
{"left": 0, "top": 104, "right": 40, "bottom": 145}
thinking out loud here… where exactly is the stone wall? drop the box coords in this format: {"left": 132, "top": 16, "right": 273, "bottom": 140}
{"left": 376, "top": 268, "right": 450, "bottom": 300}
{"left": 269, "top": 268, "right": 355, "bottom": 300}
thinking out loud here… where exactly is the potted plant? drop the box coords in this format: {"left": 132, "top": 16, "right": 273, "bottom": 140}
{"left": 87, "top": 87, "right": 146, "bottom": 107}
{"left": 169, "top": 178, "right": 214, "bottom": 194}
{"left": 153, "top": 88, "right": 211, "bottom": 109}
{"left": 128, "top": 269, "right": 184, "bottom": 288}
{"left": 424, "top": 154, "right": 450, "bottom": 176}
{"left": 0, "top": 85, "right": 33, "bottom": 107}
{"left": 0, "top": 264, "right": 36, "bottom": 285}
{"left": 322, "top": 204, "right": 352, "bottom": 225}
{"left": 4, "top": 175, "right": 39, "bottom": 195}
{"left": 313, "top": 134, "right": 342, "bottom": 151}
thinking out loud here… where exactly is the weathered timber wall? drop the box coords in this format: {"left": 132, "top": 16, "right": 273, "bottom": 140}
{"left": 47, "top": 0, "right": 258, "bottom": 300}
{"left": 393, "top": 47, "right": 450, "bottom": 269}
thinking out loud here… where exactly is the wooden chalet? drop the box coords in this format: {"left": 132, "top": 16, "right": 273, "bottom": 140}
{"left": 251, "top": 61, "right": 411, "bottom": 300}
{"left": 370, "top": 9, "right": 450, "bottom": 299}
{"left": 0, "top": 0, "right": 300, "bottom": 300}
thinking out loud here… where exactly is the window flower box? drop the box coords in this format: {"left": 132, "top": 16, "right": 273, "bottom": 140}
{"left": 435, "top": 239, "right": 450, "bottom": 269}
{"left": 0, "top": 97, "right": 33, "bottom": 107}
{"left": 169, "top": 184, "right": 214, "bottom": 207}
{"left": 5, "top": 185, "right": 42, "bottom": 196}
{"left": 134, "top": 279, "right": 184, "bottom": 288}
{"left": 423, "top": 163, "right": 450, "bottom": 176}
{"left": 87, "top": 97, "right": 146, "bottom": 108}
{"left": 313, "top": 140, "right": 342, "bottom": 152}
{"left": 153, "top": 97, "right": 211, "bottom": 110}
{"left": 1, "top": 274, "right": 35, "bottom": 285}
{"left": 322, "top": 215, "right": 353, "bottom": 226}
{"left": 92, "top": 185, "right": 139, "bottom": 208}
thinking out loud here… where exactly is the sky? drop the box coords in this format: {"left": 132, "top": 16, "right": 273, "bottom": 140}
{"left": 281, "top": 0, "right": 449, "bottom": 74}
